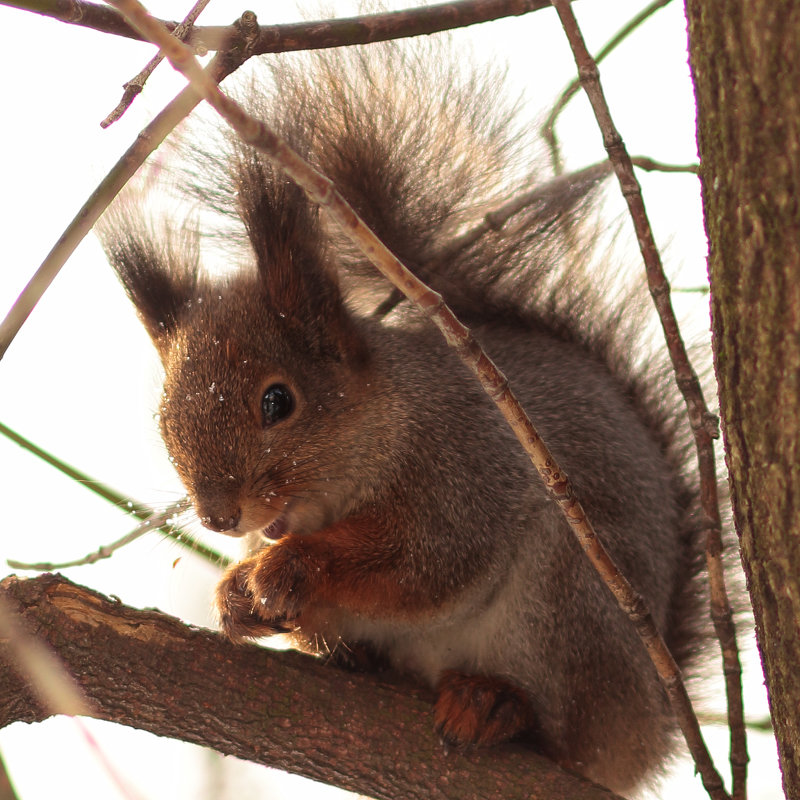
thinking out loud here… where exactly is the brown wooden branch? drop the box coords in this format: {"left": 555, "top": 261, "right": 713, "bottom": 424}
{"left": 0, "top": 593, "right": 90, "bottom": 718}
{"left": 3, "top": 0, "right": 557, "bottom": 53}
{"left": 0, "top": 13, "right": 260, "bottom": 361}
{"left": 107, "top": 5, "right": 718, "bottom": 797}
{"left": 100, "top": 0, "right": 212, "bottom": 128}
{"left": 0, "top": 574, "right": 624, "bottom": 800}
{"left": 551, "top": 3, "right": 744, "bottom": 800}
{"left": 542, "top": 0, "right": 674, "bottom": 174}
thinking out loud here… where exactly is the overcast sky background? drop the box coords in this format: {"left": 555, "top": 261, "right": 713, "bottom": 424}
{"left": 0, "top": 1, "right": 784, "bottom": 798}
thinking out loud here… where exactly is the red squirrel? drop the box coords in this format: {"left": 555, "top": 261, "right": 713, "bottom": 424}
{"left": 102, "top": 41, "right": 703, "bottom": 794}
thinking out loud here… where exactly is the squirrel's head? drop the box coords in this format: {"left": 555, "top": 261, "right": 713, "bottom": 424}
{"left": 103, "top": 164, "right": 372, "bottom": 539}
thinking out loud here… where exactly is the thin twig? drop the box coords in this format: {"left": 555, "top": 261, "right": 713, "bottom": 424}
{"left": 673, "top": 285, "right": 710, "bottom": 294}
{"left": 4, "top": 0, "right": 555, "bottom": 53}
{"left": 433, "top": 155, "right": 697, "bottom": 257}
{"left": 375, "top": 157, "right": 698, "bottom": 318}
{"left": 697, "top": 712, "right": 773, "bottom": 734}
{"left": 543, "top": 0, "right": 673, "bottom": 174}
{"left": 100, "top": 0, "right": 212, "bottom": 128}
{"left": 7, "top": 499, "right": 192, "bottom": 571}
{"left": 375, "top": 160, "right": 613, "bottom": 318}
{"left": 0, "top": 420, "right": 229, "bottom": 567}
{"left": 0, "top": 14, "right": 259, "bottom": 361}
{"left": 107, "top": 6, "right": 729, "bottom": 799}
{"left": 631, "top": 156, "right": 699, "bottom": 174}
{"left": 436, "top": 161, "right": 612, "bottom": 262}
{"left": 551, "top": 3, "right": 746, "bottom": 800}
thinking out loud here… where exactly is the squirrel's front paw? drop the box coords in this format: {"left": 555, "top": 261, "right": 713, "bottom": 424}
{"left": 215, "top": 546, "right": 310, "bottom": 642}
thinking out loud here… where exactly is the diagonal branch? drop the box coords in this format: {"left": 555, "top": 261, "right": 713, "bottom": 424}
{"left": 0, "top": 421, "right": 213, "bottom": 563}
{"left": 0, "top": 574, "right": 625, "bottom": 800}
{"left": 551, "top": 3, "right": 745, "bottom": 800}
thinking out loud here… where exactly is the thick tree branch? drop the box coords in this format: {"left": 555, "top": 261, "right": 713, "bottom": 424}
{"left": 2, "top": 0, "right": 557, "bottom": 53}
{"left": 0, "top": 574, "right": 623, "bottom": 800}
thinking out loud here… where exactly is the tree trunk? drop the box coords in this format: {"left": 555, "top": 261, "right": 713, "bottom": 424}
{"left": 685, "top": 2, "right": 800, "bottom": 796}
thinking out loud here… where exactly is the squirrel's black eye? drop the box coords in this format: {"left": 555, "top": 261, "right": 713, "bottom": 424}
{"left": 261, "top": 384, "right": 294, "bottom": 427}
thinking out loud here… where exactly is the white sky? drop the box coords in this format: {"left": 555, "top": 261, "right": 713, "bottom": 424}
{"left": 0, "top": 1, "right": 784, "bottom": 798}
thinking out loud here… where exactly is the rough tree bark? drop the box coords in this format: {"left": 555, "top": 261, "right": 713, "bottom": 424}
{"left": 685, "top": 2, "right": 800, "bottom": 797}
{"left": 0, "top": 573, "right": 622, "bottom": 800}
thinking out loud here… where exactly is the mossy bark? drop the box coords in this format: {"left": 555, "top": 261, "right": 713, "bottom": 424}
{"left": 685, "top": 2, "right": 800, "bottom": 796}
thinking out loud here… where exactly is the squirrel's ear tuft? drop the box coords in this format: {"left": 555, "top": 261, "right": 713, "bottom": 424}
{"left": 100, "top": 214, "right": 200, "bottom": 348}
{"left": 235, "top": 151, "right": 368, "bottom": 364}
{"left": 234, "top": 151, "right": 326, "bottom": 309}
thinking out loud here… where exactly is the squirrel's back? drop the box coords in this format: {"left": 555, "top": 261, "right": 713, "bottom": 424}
{"left": 103, "top": 39, "right": 704, "bottom": 796}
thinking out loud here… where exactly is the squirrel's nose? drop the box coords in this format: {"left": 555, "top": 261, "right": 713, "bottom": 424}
{"left": 199, "top": 508, "right": 241, "bottom": 533}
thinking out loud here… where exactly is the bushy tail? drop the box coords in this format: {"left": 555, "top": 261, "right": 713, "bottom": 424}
{"left": 184, "top": 40, "right": 608, "bottom": 326}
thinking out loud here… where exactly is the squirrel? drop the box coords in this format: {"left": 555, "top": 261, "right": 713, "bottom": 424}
{"left": 101, "top": 40, "right": 704, "bottom": 795}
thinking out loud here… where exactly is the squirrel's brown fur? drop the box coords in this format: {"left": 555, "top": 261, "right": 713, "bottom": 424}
{"left": 102, "top": 41, "right": 704, "bottom": 795}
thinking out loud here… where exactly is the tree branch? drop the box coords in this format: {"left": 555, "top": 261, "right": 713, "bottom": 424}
{"left": 100, "top": 0, "right": 213, "bottom": 128}
{"left": 551, "top": 3, "right": 744, "bottom": 799}
{"left": 541, "top": 0, "right": 674, "bottom": 173}
{"left": 2, "top": 0, "right": 557, "bottom": 53}
{"left": 0, "top": 574, "right": 623, "bottom": 800}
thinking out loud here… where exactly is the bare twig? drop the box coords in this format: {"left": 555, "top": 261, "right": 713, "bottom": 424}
{"left": 100, "top": 0, "right": 212, "bottom": 128}
{"left": 543, "top": 0, "right": 674, "bottom": 173}
{"left": 631, "top": 156, "right": 699, "bottom": 174}
{"left": 673, "top": 285, "right": 711, "bottom": 294}
{"left": 0, "top": 14, "right": 259, "bottom": 361}
{"left": 697, "top": 712, "right": 773, "bottom": 734}
{"left": 551, "top": 2, "right": 745, "bottom": 799}
{"left": 4, "top": 0, "right": 555, "bottom": 53}
{"left": 437, "top": 160, "right": 612, "bottom": 262}
{"left": 107, "top": 6, "right": 729, "bottom": 799}
{"left": 0, "top": 421, "right": 228, "bottom": 567}
{"left": 375, "top": 156, "right": 698, "bottom": 318}
{"left": 7, "top": 499, "right": 193, "bottom": 571}
{"left": 431, "top": 155, "right": 697, "bottom": 257}
{"left": 375, "top": 160, "right": 613, "bottom": 318}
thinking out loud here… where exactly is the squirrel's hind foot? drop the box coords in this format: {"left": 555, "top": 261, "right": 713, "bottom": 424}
{"left": 434, "top": 670, "right": 534, "bottom": 749}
